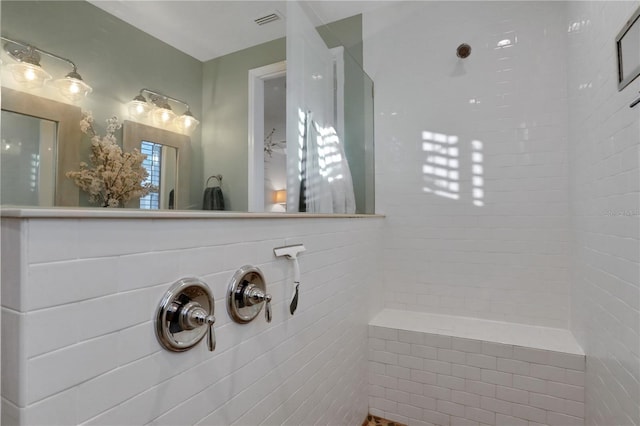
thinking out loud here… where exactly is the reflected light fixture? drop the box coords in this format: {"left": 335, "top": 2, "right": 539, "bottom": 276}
{"left": 2, "top": 36, "right": 92, "bottom": 100}
{"left": 127, "top": 93, "right": 153, "bottom": 118}
{"left": 174, "top": 109, "right": 200, "bottom": 133}
{"left": 127, "top": 88, "right": 200, "bottom": 134}
{"left": 150, "top": 100, "right": 177, "bottom": 126}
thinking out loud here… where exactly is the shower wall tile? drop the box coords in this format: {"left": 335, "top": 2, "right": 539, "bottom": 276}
{"left": 363, "top": 1, "right": 571, "bottom": 327}
{"left": 0, "top": 215, "right": 383, "bottom": 425}
{"left": 566, "top": 1, "right": 640, "bottom": 425}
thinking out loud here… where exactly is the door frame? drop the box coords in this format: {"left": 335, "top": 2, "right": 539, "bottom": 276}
{"left": 247, "top": 61, "right": 287, "bottom": 213}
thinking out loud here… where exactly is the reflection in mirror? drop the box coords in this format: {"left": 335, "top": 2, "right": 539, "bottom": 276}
{"left": 1, "top": 87, "right": 82, "bottom": 206}
{"left": 2, "top": 0, "right": 376, "bottom": 213}
{"left": 123, "top": 121, "right": 191, "bottom": 209}
{"left": 1, "top": 111, "right": 56, "bottom": 206}
{"left": 139, "top": 141, "right": 178, "bottom": 209}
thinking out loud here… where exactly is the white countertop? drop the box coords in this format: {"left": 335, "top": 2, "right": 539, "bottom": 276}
{"left": 1, "top": 206, "right": 384, "bottom": 220}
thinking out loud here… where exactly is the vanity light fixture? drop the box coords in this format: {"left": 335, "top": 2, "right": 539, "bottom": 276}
{"left": 127, "top": 88, "right": 200, "bottom": 134}
{"left": 2, "top": 36, "right": 92, "bottom": 100}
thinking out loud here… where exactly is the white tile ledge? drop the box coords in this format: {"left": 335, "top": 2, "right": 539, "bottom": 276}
{"left": 1, "top": 207, "right": 384, "bottom": 220}
{"left": 370, "top": 308, "right": 584, "bottom": 355}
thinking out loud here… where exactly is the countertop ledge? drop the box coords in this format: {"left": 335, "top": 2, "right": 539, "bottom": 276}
{"left": 1, "top": 207, "right": 385, "bottom": 220}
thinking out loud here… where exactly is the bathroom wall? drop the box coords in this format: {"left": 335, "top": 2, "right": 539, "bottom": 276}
{"left": 363, "top": 1, "right": 571, "bottom": 327}
{"left": 566, "top": 1, "right": 640, "bottom": 425}
{"left": 201, "top": 39, "right": 286, "bottom": 212}
{"left": 1, "top": 214, "right": 383, "bottom": 425}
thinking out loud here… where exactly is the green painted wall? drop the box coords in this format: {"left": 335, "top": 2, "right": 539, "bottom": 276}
{"left": 201, "top": 38, "right": 286, "bottom": 212}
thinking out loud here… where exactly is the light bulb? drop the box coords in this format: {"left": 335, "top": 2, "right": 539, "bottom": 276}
{"left": 127, "top": 95, "right": 152, "bottom": 119}
{"left": 151, "top": 106, "right": 176, "bottom": 127}
{"left": 174, "top": 111, "right": 200, "bottom": 134}
{"left": 25, "top": 68, "right": 36, "bottom": 81}
{"left": 54, "top": 72, "right": 92, "bottom": 102}
{"left": 8, "top": 63, "right": 51, "bottom": 89}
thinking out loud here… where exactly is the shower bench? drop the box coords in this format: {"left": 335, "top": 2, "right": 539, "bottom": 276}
{"left": 368, "top": 309, "right": 585, "bottom": 426}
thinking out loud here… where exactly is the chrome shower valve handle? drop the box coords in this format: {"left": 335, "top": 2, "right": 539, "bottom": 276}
{"left": 178, "top": 302, "right": 216, "bottom": 351}
{"left": 156, "top": 278, "right": 217, "bottom": 352}
{"left": 227, "top": 265, "right": 272, "bottom": 324}
{"left": 243, "top": 283, "right": 273, "bottom": 323}
{"left": 265, "top": 293, "right": 272, "bottom": 323}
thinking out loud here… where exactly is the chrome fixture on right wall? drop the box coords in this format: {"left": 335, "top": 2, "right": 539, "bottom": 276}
{"left": 616, "top": 6, "right": 640, "bottom": 90}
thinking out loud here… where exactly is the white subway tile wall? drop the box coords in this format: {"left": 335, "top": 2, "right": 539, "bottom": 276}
{"left": 369, "top": 324, "right": 586, "bottom": 426}
{"left": 0, "top": 216, "right": 383, "bottom": 425}
{"left": 363, "top": 1, "right": 571, "bottom": 327}
{"left": 566, "top": 1, "right": 640, "bottom": 425}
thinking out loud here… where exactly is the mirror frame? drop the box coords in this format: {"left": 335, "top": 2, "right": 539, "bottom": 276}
{"left": 617, "top": 6, "right": 640, "bottom": 91}
{"left": 123, "top": 120, "right": 191, "bottom": 209}
{"left": 1, "top": 87, "right": 82, "bottom": 206}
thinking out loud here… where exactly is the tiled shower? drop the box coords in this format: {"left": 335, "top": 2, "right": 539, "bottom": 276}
{"left": 1, "top": 1, "right": 639, "bottom": 426}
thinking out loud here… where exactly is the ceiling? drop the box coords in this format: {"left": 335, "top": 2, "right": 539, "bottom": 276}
{"left": 89, "top": 1, "right": 393, "bottom": 62}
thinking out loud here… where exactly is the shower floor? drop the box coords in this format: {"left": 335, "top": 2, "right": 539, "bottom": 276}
{"left": 362, "top": 413, "right": 407, "bottom": 426}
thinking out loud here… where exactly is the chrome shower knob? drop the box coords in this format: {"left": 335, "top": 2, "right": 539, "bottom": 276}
{"left": 178, "top": 301, "right": 216, "bottom": 351}
{"left": 243, "top": 284, "right": 273, "bottom": 323}
{"left": 156, "top": 277, "right": 216, "bottom": 352}
{"left": 227, "top": 265, "right": 272, "bottom": 324}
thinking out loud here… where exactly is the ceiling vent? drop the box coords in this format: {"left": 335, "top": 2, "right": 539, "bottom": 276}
{"left": 254, "top": 12, "right": 282, "bottom": 26}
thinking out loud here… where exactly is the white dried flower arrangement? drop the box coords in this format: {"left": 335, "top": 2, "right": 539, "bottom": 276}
{"left": 66, "top": 112, "right": 155, "bottom": 208}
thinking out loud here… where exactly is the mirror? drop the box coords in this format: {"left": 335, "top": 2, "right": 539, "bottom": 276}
{"left": 1, "top": 111, "right": 56, "bottom": 206}
{"left": 1, "top": 0, "right": 375, "bottom": 213}
{"left": 1, "top": 87, "right": 82, "bottom": 206}
{"left": 617, "top": 6, "right": 640, "bottom": 90}
{"left": 123, "top": 121, "right": 191, "bottom": 210}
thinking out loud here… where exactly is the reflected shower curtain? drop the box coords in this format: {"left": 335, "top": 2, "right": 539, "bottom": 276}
{"left": 286, "top": 1, "right": 356, "bottom": 214}
{"left": 300, "top": 111, "right": 355, "bottom": 213}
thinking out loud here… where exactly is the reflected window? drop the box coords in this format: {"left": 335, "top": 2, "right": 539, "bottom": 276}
{"left": 139, "top": 140, "right": 161, "bottom": 209}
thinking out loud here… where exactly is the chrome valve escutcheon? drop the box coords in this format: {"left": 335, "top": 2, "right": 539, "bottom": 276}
{"left": 227, "top": 265, "right": 272, "bottom": 324}
{"left": 156, "top": 278, "right": 216, "bottom": 352}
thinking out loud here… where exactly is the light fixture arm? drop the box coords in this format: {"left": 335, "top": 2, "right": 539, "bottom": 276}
{"left": 140, "top": 88, "right": 191, "bottom": 111}
{"left": 1, "top": 35, "right": 78, "bottom": 73}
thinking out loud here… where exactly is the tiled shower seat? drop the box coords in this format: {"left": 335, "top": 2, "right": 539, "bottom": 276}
{"left": 368, "top": 309, "right": 585, "bottom": 426}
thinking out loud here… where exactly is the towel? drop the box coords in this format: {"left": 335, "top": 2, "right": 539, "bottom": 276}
{"left": 202, "top": 186, "right": 225, "bottom": 210}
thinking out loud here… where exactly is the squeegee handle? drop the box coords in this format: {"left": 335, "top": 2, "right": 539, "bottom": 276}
{"left": 293, "top": 259, "right": 300, "bottom": 285}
